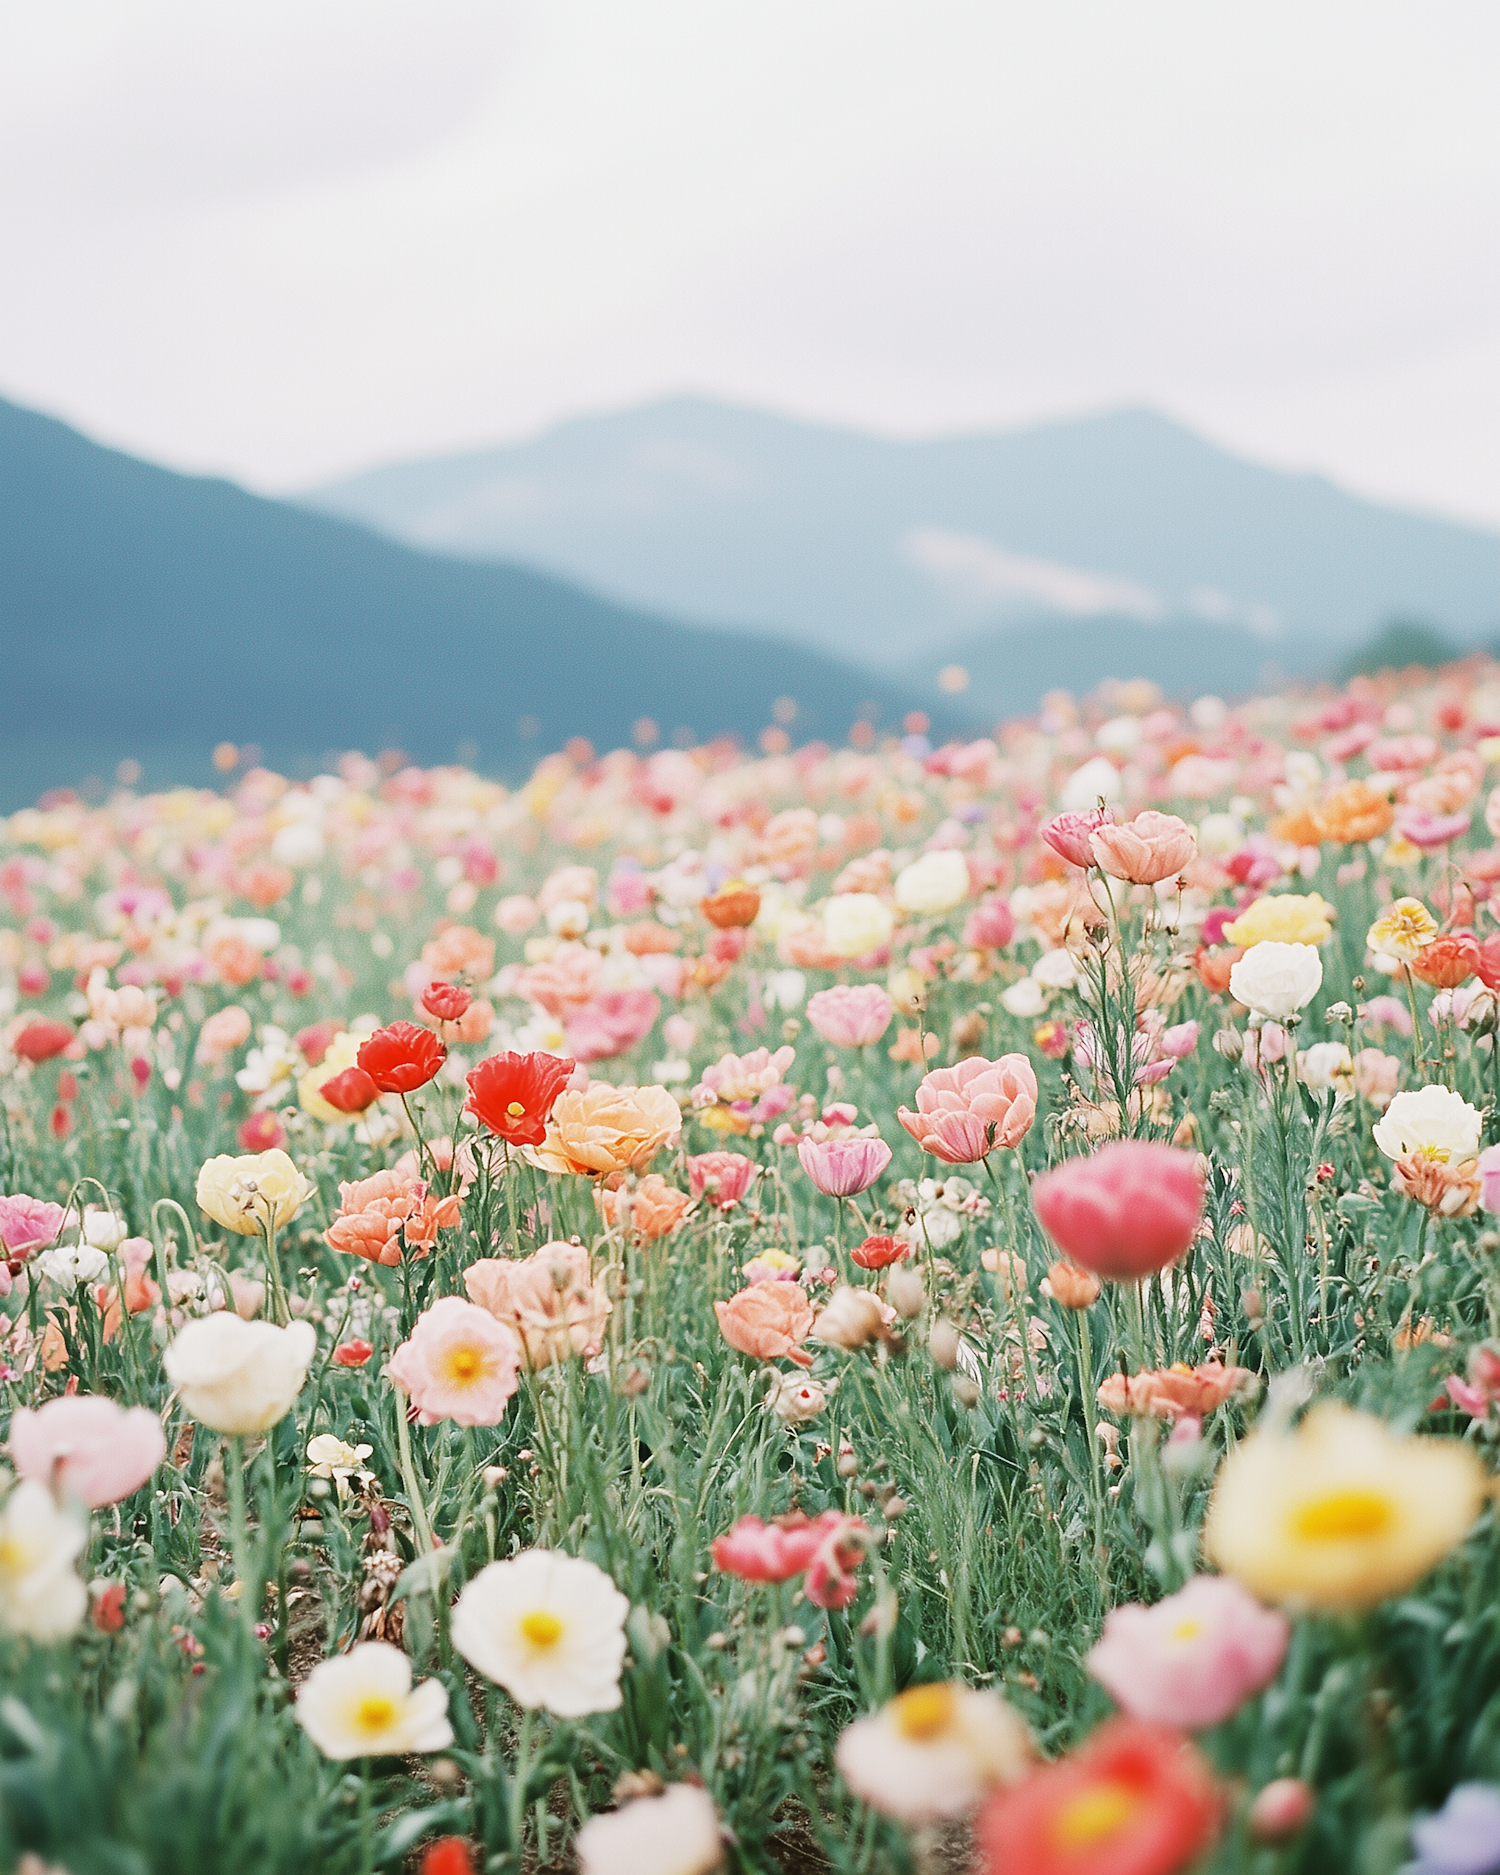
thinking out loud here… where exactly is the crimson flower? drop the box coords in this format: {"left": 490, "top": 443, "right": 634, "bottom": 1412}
{"left": 319, "top": 1067, "right": 381, "bottom": 1114}
{"left": 13, "top": 1019, "right": 73, "bottom": 1063}
{"left": 357, "top": 1021, "right": 446, "bottom": 1094}
{"left": 465, "top": 1051, "right": 575, "bottom": 1147}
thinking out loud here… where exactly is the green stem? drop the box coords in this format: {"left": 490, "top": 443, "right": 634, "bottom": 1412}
{"left": 394, "top": 1394, "right": 437, "bottom": 1555}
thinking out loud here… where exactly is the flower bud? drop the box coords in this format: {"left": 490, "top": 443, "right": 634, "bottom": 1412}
{"left": 886, "top": 1267, "right": 926, "bottom": 1319}
{"left": 1045, "top": 1260, "right": 1100, "bottom": 1309}
{"left": 928, "top": 1318, "right": 961, "bottom": 1370}
{"left": 1248, "top": 1778, "right": 1314, "bottom": 1844}
{"left": 1212, "top": 1027, "right": 1244, "bottom": 1063}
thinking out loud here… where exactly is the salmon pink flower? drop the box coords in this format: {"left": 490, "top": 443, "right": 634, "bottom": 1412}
{"left": 964, "top": 897, "right": 1016, "bottom": 950}
{"left": 238, "top": 1111, "right": 285, "bottom": 1151}
{"left": 1410, "top": 932, "right": 1482, "bottom": 989}
{"left": 9, "top": 1395, "right": 167, "bottom": 1507}
{"left": 565, "top": 988, "right": 660, "bottom": 1063}
{"left": 1033, "top": 1141, "right": 1205, "bottom": 1279}
{"left": 852, "top": 1234, "right": 910, "bottom": 1270}
{"left": 714, "top": 1282, "right": 816, "bottom": 1366}
{"left": 465, "top": 1241, "right": 612, "bottom": 1368}
{"left": 357, "top": 1021, "right": 446, "bottom": 1094}
{"left": 687, "top": 1151, "right": 757, "bottom": 1209}
{"left": 1085, "top": 1576, "right": 1289, "bottom": 1730}
{"left": 797, "top": 1135, "right": 892, "bottom": 1197}
{"left": 1042, "top": 808, "right": 1115, "bottom": 869}
{"left": 466, "top": 1051, "right": 576, "bottom": 1148}
{"left": 332, "top": 1338, "right": 374, "bottom": 1367}
{"left": 712, "top": 1509, "right": 870, "bottom": 1609}
{"left": 596, "top": 1173, "right": 691, "bottom": 1241}
{"left": 806, "top": 984, "right": 895, "bottom": 1048}
{"left": 1096, "top": 1360, "right": 1256, "bottom": 1421}
{"left": 1091, "top": 811, "right": 1199, "bottom": 885}
{"left": 421, "top": 980, "right": 473, "bottom": 1022}
{"left": 12, "top": 1019, "right": 73, "bottom": 1063}
{"left": 897, "top": 1054, "right": 1038, "bottom": 1164}
{"left": 387, "top": 1296, "right": 522, "bottom": 1426}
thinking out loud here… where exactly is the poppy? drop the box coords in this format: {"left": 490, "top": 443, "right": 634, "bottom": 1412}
{"left": 357, "top": 1022, "right": 446, "bottom": 1095}
{"left": 466, "top": 1051, "right": 576, "bottom": 1148}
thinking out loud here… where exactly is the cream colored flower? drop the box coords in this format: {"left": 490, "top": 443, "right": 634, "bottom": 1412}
{"left": 823, "top": 893, "right": 895, "bottom": 959}
{"left": 306, "top": 1434, "right": 374, "bottom": 1498}
{"left": 0, "top": 1479, "right": 87, "bottom": 1640}
{"left": 164, "top": 1314, "right": 317, "bottom": 1434}
{"left": 1228, "top": 941, "right": 1323, "bottom": 1020}
{"left": 1372, "top": 1084, "right": 1482, "bottom": 1164}
{"left": 527, "top": 1083, "right": 682, "bottom": 1178}
{"left": 195, "top": 1149, "right": 315, "bottom": 1236}
{"left": 576, "top": 1784, "right": 724, "bottom": 1875}
{"left": 1366, "top": 897, "right": 1439, "bottom": 963}
{"left": 1297, "top": 1042, "right": 1353, "bottom": 1093}
{"left": 452, "top": 1549, "right": 629, "bottom": 1716}
{"left": 767, "top": 1372, "right": 827, "bottom": 1424}
{"left": 893, "top": 850, "right": 970, "bottom": 917}
{"left": 835, "top": 1682, "right": 1033, "bottom": 1822}
{"left": 295, "top": 1641, "right": 454, "bottom": 1759}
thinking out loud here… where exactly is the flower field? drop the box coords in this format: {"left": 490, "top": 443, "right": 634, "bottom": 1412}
{"left": 9, "top": 669, "right": 1500, "bottom": 1874}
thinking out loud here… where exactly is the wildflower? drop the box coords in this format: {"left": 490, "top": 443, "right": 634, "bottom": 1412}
{"left": 356, "top": 1021, "right": 447, "bottom": 1094}
{"left": 975, "top": 1719, "right": 1222, "bottom": 1875}
{"left": 195, "top": 1149, "right": 315, "bottom": 1236}
{"left": 466, "top": 1242, "right": 612, "bottom": 1367}
{"left": 1317, "top": 779, "right": 1393, "bottom": 844}
{"left": 295, "top": 1641, "right": 454, "bottom": 1759}
{"left": 1203, "top": 1402, "right": 1487, "bottom": 1612}
{"left": 451, "top": 1549, "right": 629, "bottom": 1716}
{"left": 1222, "top": 893, "right": 1334, "bottom": 947}
{"left": 894, "top": 849, "right": 970, "bottom": 916}
{"left": 852, "top": 1234, "right": 910, "bottom": 1270}
{"left": 696, "top": 1046, "right": 795, "bottom": 1105}
{"left": 421, "top": 980, "right": 473, "bottom": 1022}
{"left": 823, "top": 893, "right": 895, "bottom": 959}
{"left": 812, "top": 1285, "right": 892, "bottom": 1350}
{"left": 1367, "top": 897, "right": 1440, "bottom": 962}
{"left": 897, "top": 1054, "right": 1038, "bottom": 1164}
{"left": 1410, "top": 933, "right": 1482, "bottom": 989}
{"left": 8, "top": 1395, "right": 166, "bottom": 1507}
{"left": 596, "top": 1173, "right": 691, "bottom": 1241}
{"left": 1373, "top": 1085, "right": 1483, "bottom": 1164}
{"left": 1096, "top": 1361, "right": 1256, "bottom": 1422}
{"left": 1042, "top": 807, "right": 1115, "bottom": 869}
{"left": 806, "top": 984, "right": 895, "bottom": 1048}
{"left": 566, "top": 988, "right": 661, "bottom": 1063}
{"left": 527, "top": 1082, "right": 682, "bottom": 1177}
{"left": 0, "top": 1194, "right": 68, "bottom": 1257}
{"left": 419, "top": 1843, "right": 477, "bottom": 1875}
{"left": 1091, "top": 812, "right": 1198, "bottom": 886}
{"left": 163, "top": 1315, "right": 318, "bottom": 1435}
{"left": 197, "top": 1005, "right": 253, "bottom": 1060}
{"left": 306, "top": 1433, "right": 374, "bottom": 1497}
{"left": 701, "top": 880, "right": 762, "bottom": 928}
{"left": 318, "top": 1066, "right": 381, "bottom": 1114}
{"left": 965, "top": 897, "right": 1016, "bottom": 949}
{"left": 325, "top": 1168, "right": 462, "bottom": 1267}
{"left": 388, "top": 1296, "right": 522, "bottom": 1426}
{"left": 1085, "top": 1577, "right": 1289, "bottom": 1729}
{"left": 1392, "top": 1153, "right": 1482, "bottom": 1218}
{"left": 1045, "top": 1261, "right": 1101, "bottom": 1309}
{"left": 767, "top": 1373, "right": 826, "bottom": 1423}
{"left": 12, "top": 1018, "right": 74, "bottom": 1063}
{"left": 332, "top": 1338, "right": 374, "bottom": 1367}
{"left": 714, "top": 1283, "right": 816, "bottom": 1367}
{"left": 1228, "top": 942, "right": 1323, "bottom": 1019}
{"left": 576, "top": 1783, "right": 724, "bottom": 1875}
{"left": 0, "top": 1478, "right": 88, "bottom": 1640}
{"left": 687, "top": 1151, "right": 757, "bottom": 1209}
{"left": 466, "top": 1049, "right": 576, "bottom": 1148}
{"left": 1032, "top": 1141, "right": 1204, "bottom": 1280}
{"left": 1406, "top": 1784, "right": 1500, "bottom": 1875}
{"left": 836, "top": 1683, "right": 1033, "bottom": 1822}
{"left": 797, "top": 1135, "right": 892, "bottom": 1197}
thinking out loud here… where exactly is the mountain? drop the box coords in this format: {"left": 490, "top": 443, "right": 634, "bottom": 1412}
{"left": 308, "top": 397, "right": 1500, "bottom": 704}
{"left": 0, "top": 396, "right": 948, "bottom": 809}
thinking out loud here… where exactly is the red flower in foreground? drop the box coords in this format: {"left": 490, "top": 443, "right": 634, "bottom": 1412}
{"left": 357, "top": 1021, "right": 446, "bottom": 1095}
{"left": 13, "top": 1019, "right": 73, "bottom": 1063}
{"left": 418, "top": 1839, "right": 476, "bottom": 1875}
{"left": 852, "top": 1234, "right": 910, "bottom": 1270}
{"left": 332, "top": 1338, "right": 374, "bottom": 1368}
{"left": 976, "top": 1720, "right": 1222, "bottom": 1875}
{"left": 465, "top": 1051, "right": 576, "bottom": 1148}
{"left": 319, "top": 1067, "right": 381, "bottom": 1114}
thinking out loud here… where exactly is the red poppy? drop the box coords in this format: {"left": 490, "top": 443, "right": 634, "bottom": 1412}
{"left": 357, "top": 1021, "right": 446, "bottom": 1094}
{"left": 851, "top": 1234, "right": 910, "bottom": 1269}
{"left": 976, "top": 1720, "right": 1222, "bottom": 1875}
{"left": 238, "top": 1111, "right": 286, "bottom": 1151}
{"left": 418, "top": 1841, "right": 475, "bottom": 1875}
{"left": 319, "top": 1066, "right": 381, "bottom": 1114}
{"left": 465, "top": 1051, "right": 575, "bottom": 1147}
{"left": 13, "top": 1019, "right": 73, "bottom": 1063}
{"left": 331, "top": 1338, "right": 374, "bottom": 1368}
{"left": 421, "top": 980, "right": 473, "bottom": 1023}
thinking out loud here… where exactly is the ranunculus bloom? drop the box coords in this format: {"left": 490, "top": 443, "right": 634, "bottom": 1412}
{"left": 1097, "top": 1360, "right": 1256, "bottom": 1422}
{"left": 1398, "top": 807, "right": 1471, "bottom": 850}
{"left": 852, "top": 1234, "right": 910, "bottom": 1270}
{"left": 894, "top": 849, "right": 970, "bottom": 916}
{"left": 687, "top": 1151, "right": 757, "bottom": 1209}
{"left": 1367, "top": 896, "right": 1440, "bottom": 962}
{"left": 465, "top": 1241, "right": 612, "bottom": 1368}
{"left": 318, "top": 1066, "right": 381, "bottom": 1114}
{"left": 0, "top": 1193, "right": 68, "bottom": 1257}
{"left": 596, "top": 1173, "right": 691, "bottom": 1241}
{"left": 565, "top": 988, "right": 661, "bottom": 1063}
{"left": 9, "top": 1395, "right": 167, "bottom": 1507}
{"left": 797, "top": 1135, "right": 892, "bottom": 1197}
{"left": 697, "top": 1045, "right": 796, "bottom": 1103}
{"left": 974, "top": 1720, "right": 1222, "bottom": 1875}
{"left": 701, "top": 881, "right": 762, "bottom": 928}
{"left": 387, "top": 1295, "right": 522, "bottom": 1426}
{"left": 1317, "top": 779, "right": 1393, "bottom": 844}
{"left": 1086, "top": 1576, "right": 1290, "bottom": 1731}
{"left": 196, "top": 1149, "right": 315, "bottom": 1236}
{"left": 897, "top": 1054, "right": 1038, "bottom": 1164}
{"left": 325, "top": 1168, "right": 462, "bottom": 1266}
{"left": 812, "top": 1284, "right": 892, "bottom": 1350}
{"left": 1042, "top": 807, "right": 1115, "bottom": 869}
{"left": 12, "top": 1017, "right": 74, "bottom": 1064}
{"left": 466, "top": 1050, "right": 577, "bottom": 1148}
{"left": 823, "top": 893, "right": 895, "bottom": 960}
{"left": 1222, "top": 893, "right": 1334, "bottom": 948}
{"left": 712, "top": 1513, "right": 831, "bottom": 1583}
{"left": 715, "top": 1282, "right": 816, "bottom": 1366}
{"left": 197, "top": 1005, "right": 253, "bottom": 1061}
{"left": 1410, "top": 933, "right": 1482, "bottom": 989}
{"left": 528, "top": 1082, "right": 682, "bottom": 1177}
{"left": 1373, "top": 1084, "right": 1483, "bottom": 1164}
{"left": 357, "top": 1021, "right": 447, "bottom": 1094}
{"left": 163, "top": 1315, "right": 317, "bottom": 1434}
{"left": 1032, "top": 1141, "right": 1205, "bottom": 1280}
{"left": 1091, "top": 812, "right": 1198, "bottom": 886}
{"left": 805, "top": 984, "right": 895, "bottom": 1048}
{"left": 1392, "top": 1152, "right": 1482, "bottom": 1218}
{"left": 1228, "top": 941, "right": 1323, "bottom": 1019}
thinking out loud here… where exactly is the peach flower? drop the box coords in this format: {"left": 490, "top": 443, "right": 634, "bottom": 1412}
{"left": 197, "top": 1005, "right": 252, "bottom": 1062}
{"left": 421, "top": 923, "right": 495, "bottom": 980}
{"left": 1090, "top": 812, "right": 1198, "bottom": 886}
{"left": 714, "top": 1282, "right": 816, "bottom": 1367}
{"left": 464, "top": 1240, "right": 612, "bottom": 1367}
{"left": 1096, "top": 1360, "right": 1256, "bottom": 1421}
{"left": 596, "top": 1173, "right": 692, "bottom": 1241}
{"left": 897, "top": 1054, "right": 1038, "bottom": 1164}
{"left": 514, "top": 942, "right": 601, "bottom": 1016}
{"left": 387, "top": 1295, "right": 521, "bottom": 1426}
{"left": 324, "top": 1168, "right": 462, "bottom": 1266}
{"left": 527, "top": 1082, "right": 682, "bottom": 1177}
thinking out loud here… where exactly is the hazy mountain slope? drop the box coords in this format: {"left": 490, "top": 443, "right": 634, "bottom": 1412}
{"left": 308, "top": 398, "right": 1500, "bottom": 678}
{"left": 0, "top": 397, "right": 940, "bottom": 808}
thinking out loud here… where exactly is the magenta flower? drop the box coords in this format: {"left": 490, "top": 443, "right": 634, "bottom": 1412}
{"left": 0, "top": 1194, "right": 68, "bottom": 1257}
{"left": 1086, "top": 1575, "right": 1290, "bottom": 1730}
{"left": 797, "top": 1135, "right": 892, "bottom": 1197}
{"left": 10, "top": 1395, "right": 167, "bottom": 1508}
{"left": 1397, "top": 807, "right": 1471, "bottom": 850}
{"left": 805, "top": 984, "right": 894, "bottom": 1049}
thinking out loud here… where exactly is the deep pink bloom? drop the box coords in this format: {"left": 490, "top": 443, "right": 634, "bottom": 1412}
{"left": 897, "top": 1054, "right": 1037, "bottom": 1164}
{"left": 1397, "top": 807, "right": 1471, "bottom": 850}
{"left": 0, "top": 1193, "right": 68, "bottom": 1257}
{"left": 1042, "top": 808, "right": 1114, "bottom": 868}
{"left": 963, "top": 896, "right": 1016, "bottom": 951}
{"left": 797, "top": 1135, "right": 892, "bottom": 1197}
{"left": 1086, "top": 1576, "right": 1289, "bottom": 1730}
{"left": 564, "top": 989, "right": 660, "bottom": 1064}
{"left": 10, "top": 1395, "right": 167, "bottom": 1507}
{"left": 1032, "top": 1140, "right": 1205, "bottom": 1279}
{"left": 805, "top": 984, "right": 894, "bottom": 1048}
{"left": 687, "top": 1151, "right": 757, "bottom": 1209}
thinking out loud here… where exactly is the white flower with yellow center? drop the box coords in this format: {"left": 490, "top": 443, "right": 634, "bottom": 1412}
{"left": 1372, "top": 1084, "right": 1483, "bottom": 1165}
{"left": 576, "top": 1782, "right": 725, "bottom": 1875}
{"left": 294, "top": 1641, "right": 454, "bottom": 1760}
{"left": 451, "top": 1549, "right": 629, "bottom": 1716}
{"left": 0, "top": 1479, "right": 88, "bottom": 1640}
{"left": 834, "top": 1682, "right": 1033, "bottom": 1821}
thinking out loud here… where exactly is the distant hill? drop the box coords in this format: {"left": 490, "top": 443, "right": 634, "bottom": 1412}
{"left": 0, "top": 397, "right": 946, "bottom": 808}
{"left": 308, "top": 398, "right": 1500, "bottom": 701}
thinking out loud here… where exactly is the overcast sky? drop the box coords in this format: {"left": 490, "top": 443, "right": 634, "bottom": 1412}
{"left": 0, "top": 1, "right": 1496, "bottom": 524}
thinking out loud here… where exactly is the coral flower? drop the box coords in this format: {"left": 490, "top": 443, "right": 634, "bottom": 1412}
{"left": 466, "top": 1050, "right": 576, "bottom": 1148}
{"left": 1091, "top": 812, "right": 1198, "bottom": 886}
{"left": 357, "top": 1021, "right": 446, "bottom": 1094}
{"left": 715, "top": 1282, "right": 816, "bottom": 1366}
{"left": 1032, "top": 1141, "right": 1205, "bottom": 1279}
{"left": 687, "top": 1151, "right": 757, "bottom": 1209}
{"left": 897, "top": 1054, "right": 1038, "bottom": 1164}
{"left": 797, "top": 1135, "right": 892, "bottom": 1197}
{"left": 528, "top": 1082, "right": 682, "bottom": 1177}
{"left": 712, "top": 1513, "right": 830, "bottom": 1583}
{"left": 1096, "top": 1361, "right": 1256, "bottom": 1422}
{"left": 596, "top": 1173, "right": 691, "bottom": 1241}
{"left": 975, "top": 1720, "right": 1222, "bottom": 1875}
{"left": 387, "top": 1295, "right": 522, "bottom": 1426}
{"left": 1317, "top": 779, "right": 1393, "bottom": 844}
{"left": 325, "top": 1168, "right": 462, "bottom": 1267}
{"left": 9, "top": 1395, "right": 167, "bottom": 1508}
{"left": 421, "top": 980, "right": 473, "bottom": 1022}
{"left": 318, "top": 1066, "right": 381, "bottom": 1114}
{"left": 1085, "top": 1577, "right": 1290, "bottom": 1730}
{"left": 1046, "top": 1261, "right": 1101, "bottom": 1309}
{"left": 806, "top": 984, "right": 895, "bottom": 1048}
{"left": 1409, "top": 932, "right": 1481, "bottom": 989}
{"left": 465, "top": 1241, "right": 612, "bottom": 1368}
{"left": 852, "top": 1234, "right": 910, "bottom": 1270}
{"left": 12, "top": 1018, "right": 74, "bottom": 1063}
{"left": 701, "top": 881, "right": 762, "bottom": 928}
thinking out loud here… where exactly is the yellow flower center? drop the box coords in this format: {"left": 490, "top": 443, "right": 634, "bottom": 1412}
{"left": 354, "top": 1693, "right": 399, "bottom": 1735}
{"left": 444, "top": 1344, "right": 485, "bottom": 1385}
{"left": 0, "top": 1535, "right": 29, "bottom": 1577}
{"left": 521, "top": 1610, "right": 564, "bottom": 1649}
{"left": 891, "top": 1683, "right": 956, "bottom": 1742}
{"left": 1050, "top": 1780, "right": 1141, "bottom": 1850}
{"left": 1170, "top": 1618, "right": 1203, "bottom": 1643}
{"left": 507, "top": 1101, "right": 526, "bottom": 1117}
{"left": 1294, "top": 1488, "right": 1394, "bottom": 1542}
{"left": 1416, "top": 1144, "right": 1452, "bottom": 1164}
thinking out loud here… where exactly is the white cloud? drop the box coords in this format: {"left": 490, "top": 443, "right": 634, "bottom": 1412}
{"left": 904, "top": 529, "right": 1163, "bottom": 620}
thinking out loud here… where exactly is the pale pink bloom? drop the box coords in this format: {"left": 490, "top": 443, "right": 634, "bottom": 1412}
{"left": 1359, "top": 995, "right": 1413, "bottom": 1037}
{"left": 9, "top": 1394, "right": 167, "bottom": 1507}
{"left": 797, "top": 1135, "right": 892, "bottom": 1197}
{"left": 1091, "top": 811, "right": 1198, "bottom": 885}
{"left": 1041, "top": 808, "right": 1115, "bottom": 869}
{"left": 1353, "top": 1048, "right": 1401, "bottom": 1110}
{"left": 1479, "top": 1145, "right": 1500, "bottom": 1215}
{"left": 465, "top": 1241, "right": 612, "bottom": 1368}
{"left": 494, "top": 894, "right": 540, "bottom": 936}
{"left": 0, "top": 1194, "right": 68, "bottom": 1257}
{"left": 897, "top": 1055, "right": 1037, "bottom": 1164}
{"left": 197, "top": 1004, "right": 252, "bottom": 1062}
{"left": 387, "top": 1295, "right": 522, "bottom": 1426}
{"left": 1248, "top": 1778, "right": 1315, "bottom": 1845}
{"left": 805, "top": 985, "right": 894, "bottom": 1049}
{"left": 537, "top": 864, "right": 598, "bottom": 912}
{"left": 687, "top": 1151, "right": 757, "bottom": 1209}
{"left": 714, "top": 1282, "right": 816, "bottom": 1366}
{"left": 565, "top": 989, "right": 661, "bottom": 1063}
{"left": 1159, "top": 1021, "right": 1199, "bottom": 1059}
{"left": 1396, "top": 807, "right": 1471, "bottom": 850}
{"left": 514, "top": 942, "right": 600, "bottom": 1016}
{"left": 963, "top": 897, "right": 1016, "bottom": 950}
{"left": 663, "top": 1013, "right": 696, "bottom": 1054}
{"left": 697, "top": 1046, "right": 796, "bottom": 1103}
{"left": 606, "top": 867, "right": 654, "bottom": 919}
{"left": 1086, "top": 1575, "right": 1289, "bottom": 1730}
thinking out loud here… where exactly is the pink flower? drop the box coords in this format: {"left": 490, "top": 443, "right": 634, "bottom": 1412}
{"left": 1042, "top": 808, "right": 1115, "bottom": 869}
{"left": 711, "top": 1509, "right": 870, "bottom": 1609}
{"left": 896, "top": 1054, "right": 1038, "bottom": 1164}
{"left": 1091, "top": 811, "right": 1198, "bottom": 885}
{"left": 1086, "top": 1575, "right": 1289, "bottom": 1730}
{"left": 1359, "top": 995, "right": 1413, "bottom": 1037}
{"left": 1159, "top": 1021, "right": 1199, "bottom": 1060}
{"left": 715, "top": 1282, "right": 816, "bottom": 1366}
{"left": 697, "top": 1046, "right": 796, "bottom": 1103}
{"left": 1397, "top": 807, "right": 1471, "bottom": 850}
{"left": 0, "top": 1194, "right": 68, "bottom": 1257}
{"left": 1032, "top": 1140, "right": 1205, "bottom": 1279}
{"left": 1478, "top": 1145, "right": 1500, "bottom": 1214}
{"left": 9, "top": 1394, "right": 167, "bottom": 1507}
{"left": 797, "top": 1135, "right": 892, "bottom": 1197}
{"left": 805, "top": 985, "right": 895, "bottom": 1048}
{"left": 963, "top": 897, "right": 1016, "bottom": 950}
{"left": 687, "top": 1151, "right": 757, "bottom": 1209}
{"left": 387, "top": 1295, "right": 522, "bottom": 1426}
{"left": 564, "top": 988, "right": 660, "bottom": 1063}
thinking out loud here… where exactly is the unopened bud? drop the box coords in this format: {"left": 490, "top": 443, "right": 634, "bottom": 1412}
{"left": 1248, "top": 1778, "right": 1314, "bottom": 1844}
{"left": 886, "top": 1267, "right": 926, "bottom": 1319}
{"left": 1212, "top": 1027, "right": 1244, "bottom": 1063}
{"left": 928, "top": 1319, "right": 961, "bottom": 1370}
{"left": 951, "top": 1373, "right": 981, "bottom": 1409}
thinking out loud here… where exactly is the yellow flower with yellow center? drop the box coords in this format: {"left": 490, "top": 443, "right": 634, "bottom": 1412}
{"left": 1366, "top": 896, "right": 1439, "bottom": 962}
{"left": 1203, "top": 1401, "right": 1487, "bottom": 1612}
{"left": 1222, "top": 892, "right": 1335, "bottom": 948}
